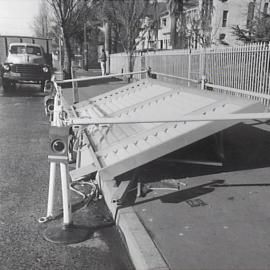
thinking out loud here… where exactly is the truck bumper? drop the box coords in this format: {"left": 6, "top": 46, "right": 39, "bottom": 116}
{"left": 2, "top": 72, "right": 50, "bottom": 82}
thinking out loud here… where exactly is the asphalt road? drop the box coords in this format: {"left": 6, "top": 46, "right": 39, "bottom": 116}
{"left": 0, "top": 83, "right": 134, "bottom": 270}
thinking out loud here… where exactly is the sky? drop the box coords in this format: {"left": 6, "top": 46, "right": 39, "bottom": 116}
{"left": 0, "top": 0, "right": 41, "bottom": 36}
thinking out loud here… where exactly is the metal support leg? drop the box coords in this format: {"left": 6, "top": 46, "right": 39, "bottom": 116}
{"left": 215, "top": 132, "right": 225, "bottom": 161}
{"left": 60, "top": 162, "right": 72, "bottom": 225}
{"left": 42, "top": 162, "right": 90, "bottom": 244}
{"left": 46, "top": 162, "right": 57, "bottom": 217}
{"left": 38, "top": 162, "right": 57, "bottom": 223}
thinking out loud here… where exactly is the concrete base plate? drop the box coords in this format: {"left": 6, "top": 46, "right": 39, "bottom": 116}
{"left": 43, "top": 224, "right": 90, "bottom": 244}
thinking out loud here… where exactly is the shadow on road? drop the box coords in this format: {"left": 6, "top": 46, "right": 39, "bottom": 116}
{"left": 0, "top": 83, "right": 45, "bottom": 97}
{"left": 60, "top": 77, "right": 124, "bottom": 89}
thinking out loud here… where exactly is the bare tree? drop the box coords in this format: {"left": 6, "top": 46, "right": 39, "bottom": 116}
{"left": 46, "top": 0, "right": 95, "bottom": 78}
{"left": 199, "top": 0, "right": 213, "bottom": 47}
{"left": 31, "top": 0, "right": 52, "bottom": 37}
{"left": 175, "top": 0, "right": 213, "bottom": 49}
{"left": 167, "top": 0, "right": 184, "bottom": 49}
{"left": 102, "top": 0, "right": 151, "bottom": 73}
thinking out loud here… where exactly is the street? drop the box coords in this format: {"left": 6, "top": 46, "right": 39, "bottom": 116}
{"left": 0, "top": 83, "right": 134, "bottom": 270}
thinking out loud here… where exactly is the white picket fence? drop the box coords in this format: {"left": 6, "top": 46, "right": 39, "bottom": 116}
{"left": 110, "top": 43, "right": 270, "bottom": 106}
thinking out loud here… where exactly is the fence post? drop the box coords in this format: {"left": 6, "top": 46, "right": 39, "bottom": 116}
{"left": 188, "top": 49, "right": 191, "bottom": 87}
{"left": 141, "top": 52, "right": 146, "bottom": 79}
{"left": 199, "top": 48, "right": 206, "bottom": 82}
{"left": 71, "top": 61, "right": 79, "bottom": 104}
{"left": 201, "top": 75, "right": 206, "bottom": 90}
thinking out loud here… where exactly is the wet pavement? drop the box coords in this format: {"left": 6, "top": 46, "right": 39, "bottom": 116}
{"left": 0, "top": 83, "right": 134, "bottom": 270}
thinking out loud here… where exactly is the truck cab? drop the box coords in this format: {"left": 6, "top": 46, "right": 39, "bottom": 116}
{"left": 1, "top": 43, "right": 51, "bottom": 91}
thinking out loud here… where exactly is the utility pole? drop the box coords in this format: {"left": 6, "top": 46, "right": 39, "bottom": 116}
{"left": 59, "top": 27, "right": 63, "bottom": 79}
{"left": 104, "top": 21, "right": 111, "bottom": 74}
{"left": 84, "top": 23, "right": 88, "bottom": 71}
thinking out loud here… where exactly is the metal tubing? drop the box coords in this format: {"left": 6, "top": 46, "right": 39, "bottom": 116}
{"left": 57, "top": 70, "right": 148, "bottom": 84}
{"left": 153, "top": 71, "right": 198, "bottom": 83}
{"left": 205, "top": 83, "right": 270, "bottom": 100}
{"left": 67, "top": 112, "right": 270, "bottom": 126}
{"left": 60, "top": 162, "right": 72, "bottom": 225}
{"left": 46, "top": 162, "right": 57, "bottom": 217}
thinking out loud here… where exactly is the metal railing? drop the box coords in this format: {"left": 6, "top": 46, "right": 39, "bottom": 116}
{"left": 110, "top": 43, "right": 270, "bottom": 106}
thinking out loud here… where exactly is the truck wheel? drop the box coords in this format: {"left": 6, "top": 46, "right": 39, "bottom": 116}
{"left": 40, "top": 81, "right": 45, "bottom": 92}
{"left": 2, "top": 78, "right": 11, "bottom": 91}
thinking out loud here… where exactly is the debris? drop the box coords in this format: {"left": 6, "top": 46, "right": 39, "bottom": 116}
{"left": 186, "top": 198, "right": 208, "bottom": 207}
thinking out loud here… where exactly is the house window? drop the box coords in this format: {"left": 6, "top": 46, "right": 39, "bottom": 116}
{"left": 162, "top": 18, "right": 167, "bottom": 27}
{"left": 160, "top": 40, "right": 163, "bottom": 49}
{"left": 264, "top": 3, "right": 269, "bottom": 14}
{"left": 222, "top": 10, "right": 228, "bottom": 27}
{"left": 219, "top": 33, "right": 226, "bottom": 40}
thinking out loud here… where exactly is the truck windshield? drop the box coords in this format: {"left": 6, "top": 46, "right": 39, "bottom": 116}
{"left": 10, "top": 45, "right": 41, "bottom": 56}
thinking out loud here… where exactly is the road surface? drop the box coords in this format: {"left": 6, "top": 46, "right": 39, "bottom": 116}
{"left": 0, "top": 83, "right": 134, "bottom": 270}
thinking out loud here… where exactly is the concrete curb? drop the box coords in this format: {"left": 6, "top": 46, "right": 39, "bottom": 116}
{"left": 101, "top": 179, "right": 169, "bottom": 270}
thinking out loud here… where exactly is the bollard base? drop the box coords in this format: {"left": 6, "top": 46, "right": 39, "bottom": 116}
{"left": 43, "top": 224, "right": 90, "bottom": 244}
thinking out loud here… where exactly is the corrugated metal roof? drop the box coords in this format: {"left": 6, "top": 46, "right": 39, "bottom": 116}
{"left": 70, "top": 79, "right": 264, "bottom": 181}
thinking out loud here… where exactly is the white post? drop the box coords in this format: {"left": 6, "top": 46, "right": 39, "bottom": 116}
{"left": 201, "top": 75, "right": 206, "bottom": 90}
{"left": 188, "top": 51, "right": 191, "bottom": 87}
{"left": 60, "top": 162, "right": 72, "bottom": 225}
{"left": 71, "top": 62, "right": 79, "bottom": 103}
{"left": 46, "top": 162, "right": 57, "bottom": 217}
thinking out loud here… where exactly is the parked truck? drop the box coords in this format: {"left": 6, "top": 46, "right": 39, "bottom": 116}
{"left": 0, "top": 35, "right": 53, "bottom": 92}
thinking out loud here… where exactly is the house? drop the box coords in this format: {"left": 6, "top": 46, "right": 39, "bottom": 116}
{"left": 157, "top": 10, "right": 172, "bottom": 50}
{"left": 137, "top": 0, "right": 268, "bottom": 51}
{"left": 136, "top": 2, "right": 171, "bottom": 51}
{"left": 209, "top": 0, "right": 255, "bottom": 46}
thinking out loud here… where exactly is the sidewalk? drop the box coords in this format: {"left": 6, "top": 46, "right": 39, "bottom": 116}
{"left": 62, "top": 72, "right": 270, "bottom": 270}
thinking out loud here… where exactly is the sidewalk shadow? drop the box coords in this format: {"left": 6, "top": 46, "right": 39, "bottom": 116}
{"left": 116, "top": 122, "right": 270, "bottom": 197}
{"left": 126, "top": 180, "right": 223, "bottom": 206}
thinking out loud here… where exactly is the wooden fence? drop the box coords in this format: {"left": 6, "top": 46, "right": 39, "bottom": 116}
{"left": 110, "top": 43, "right": 270, "bottom": 106}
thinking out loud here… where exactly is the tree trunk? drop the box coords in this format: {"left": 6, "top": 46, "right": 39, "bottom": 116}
{"left": 63, "top": 34, "right": 72, "bottom": 79}
{"left": 104, "top": 21, "right": 111, "bottom": 74}
{"left": 128, "top": 53, "right": 134, "bottom": 73}
{"left": 170, "top": 14, "right": 177, "bottom": 49}
{"left": 127, "top": 52, "right": 135, "bottom": 82}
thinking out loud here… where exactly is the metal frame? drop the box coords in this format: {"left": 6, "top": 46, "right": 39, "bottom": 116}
{"left": 40, "top": 72, "right": 269, "bottom": 240}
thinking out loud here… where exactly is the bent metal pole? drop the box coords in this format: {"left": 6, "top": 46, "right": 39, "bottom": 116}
{"left": 67, "top": 112, "right": 270, "bottom": 126}
{"left": 57, "top": 70, "right": 148, "bottom": 84}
